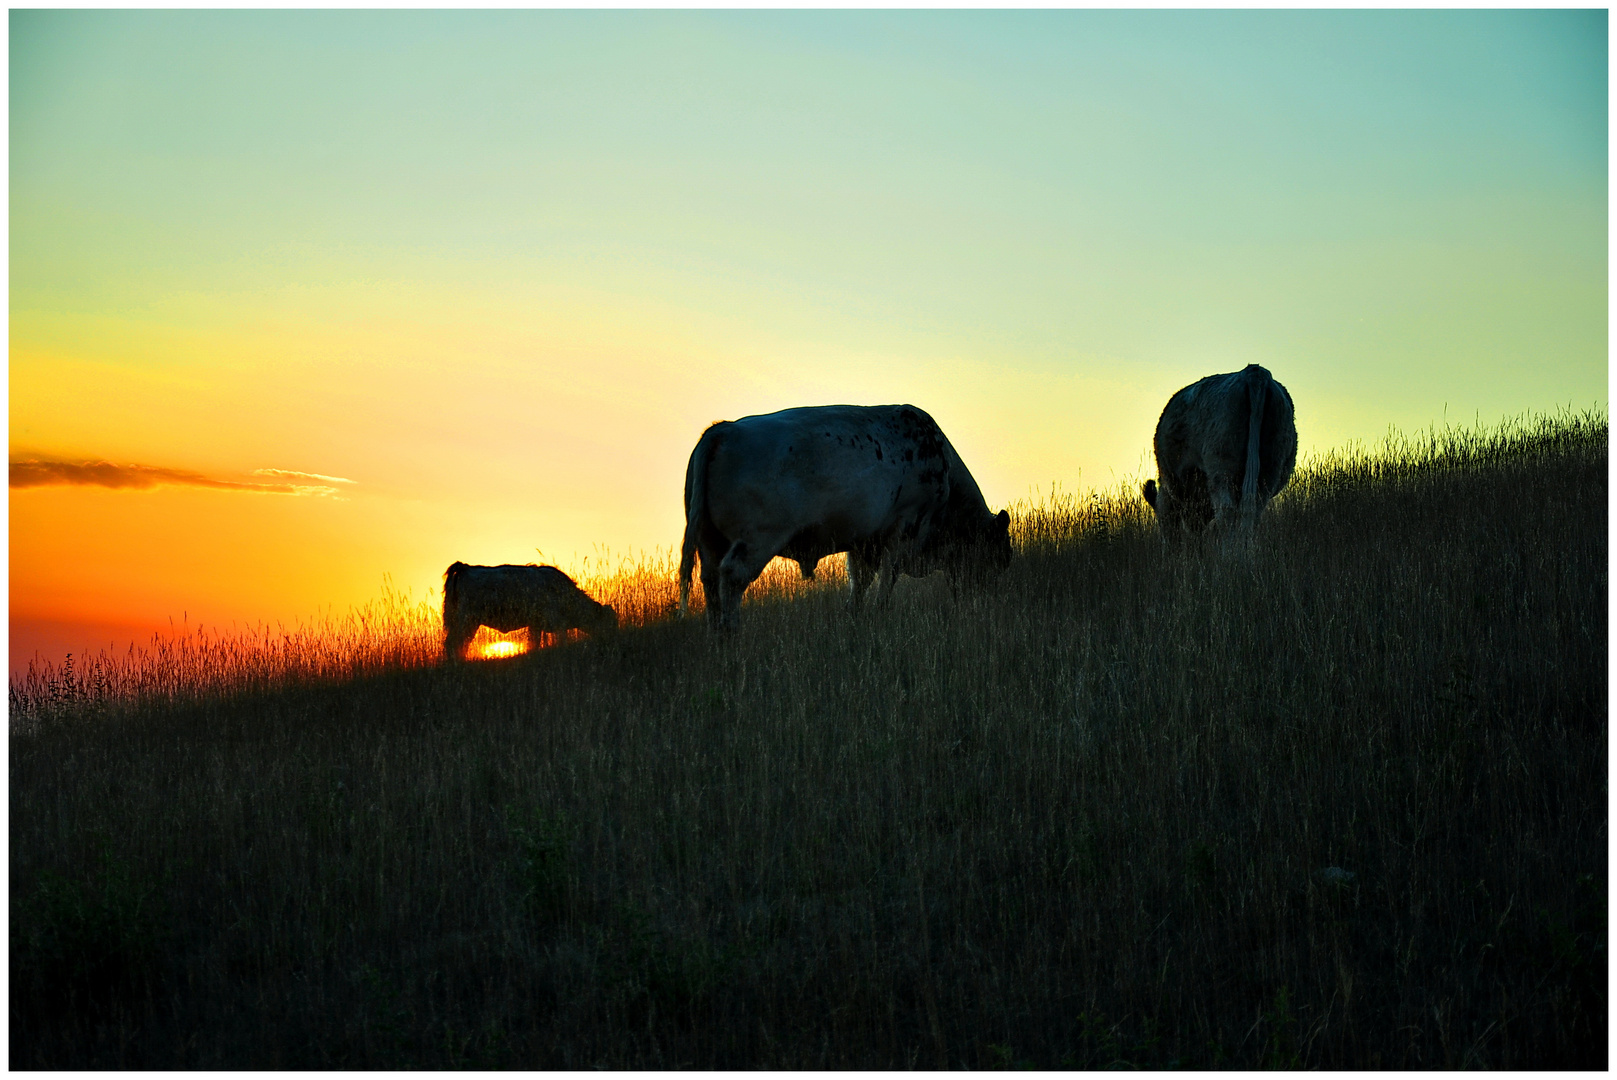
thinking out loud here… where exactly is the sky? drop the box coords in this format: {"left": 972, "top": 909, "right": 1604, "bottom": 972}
{"left": 9, "top": 9, "right": 1609, "bottom": 671}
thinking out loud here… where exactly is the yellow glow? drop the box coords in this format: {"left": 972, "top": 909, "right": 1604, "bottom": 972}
{"left": 480, "top": 640, "right": 525, "bottom": 659}
{"left": 9, "top": 12, "right": 1605, "bottom": 674}
{"left": 467, "top": 626, "right": 531, "bottom": 661}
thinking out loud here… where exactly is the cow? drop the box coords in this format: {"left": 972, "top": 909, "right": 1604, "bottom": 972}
{"left": 442, "top": 562, "right": 617, "bottom": 661}
{"left": 678, "top": 404, "right": 1013, "bottom": 632}
{"left": 1142, "top": 364, "right": 1297, "bottom": 545}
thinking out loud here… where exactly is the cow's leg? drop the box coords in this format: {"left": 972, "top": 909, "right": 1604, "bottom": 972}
{"left": 552, "top": 601, "right": 579, "bottom": 644}
{"left": 1168, "top": 467, "right": 1216, "bottom": 544}
{"left": 1209, "top": 473, "right": 1250, "bottom": 555}
{"left": 1148, "top": 478, "right": 1182, "bottom": 547}
{"left": 717, "top": 538, "right": 778, "bottom": 631}
{"left": 1232, "top": 492, "right": 1269, "bottom": 561}
{"left": 444, "top": 613, "right": 474, "bottom": 662}
{"left": 872, "top": 546, "right": 905, "bottom": 609}
{"left": 697, "top": 539, "right": 725, "bottom": 630}
{"left": 1156, "top": 476, "right": 1201, "bottom": 547}
{"left": 847, "top": 549, "right": 874, "bottom": 610}
{"left": 1207, "top": 472, "right": 1239, "bottom": 529}
{"left": 536, "top": 602, "right": 563, "bottom": 647}
{"left": 1237, "top": 495, "right": 1263, "bottom": 540}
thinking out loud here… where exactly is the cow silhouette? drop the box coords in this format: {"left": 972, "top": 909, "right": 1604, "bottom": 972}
{"left": 1143, "top": 364, "right": 1297, "bottom": 545}
{"left": 679, "top": 404, "right": 1012, "bottom": 631}
{"left": 442, "top": 562, "right": 616, "bottom": 661}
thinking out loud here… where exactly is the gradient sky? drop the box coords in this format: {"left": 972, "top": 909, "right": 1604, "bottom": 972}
{"left": 10, "top": 9, "right": 1608, "bottom": 670}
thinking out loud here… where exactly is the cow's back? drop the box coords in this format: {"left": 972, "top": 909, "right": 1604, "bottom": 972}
{"left": 1156, "top": 371, "right": 1243, "bottom": 478}
{"left": 1149, "top": 365, "right": 1297, "bottom": 537}
{"left": 443, "top": 562, "right": 615, "bottom": 657}
{"left": 1157, "top": 367, "right": 1292, "bottom": 488}
{"left": 701, "top": 404, "right": 953, "bottom": 547}
{"left": 460, "top": 565, "right": 592, "bottom": 624}
{"left": 681, "top": 403, "right": 1011, "bottom": 629}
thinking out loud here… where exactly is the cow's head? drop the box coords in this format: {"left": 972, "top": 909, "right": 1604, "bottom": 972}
{"left": 954, "top": 508, "right": 1013, "bottom": 579}
{"left": 988, "top": 508, "right": 1013, "bottom": 569}
{"left": 1143, "top": 472, "right": 1215, "bottom": 542}
{"left": 587, "top": 603, "right": 619, "bottom": 639}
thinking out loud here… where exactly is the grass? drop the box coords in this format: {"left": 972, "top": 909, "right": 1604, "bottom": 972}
{"left": 10, "top": 409, "right": 1607, "bottom": 1069}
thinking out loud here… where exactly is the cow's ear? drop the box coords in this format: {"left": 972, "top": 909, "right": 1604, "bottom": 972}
{"left": 1143, "top": 480, "right": 1157, "bottom": 508}
{"left": 996, "top": 509, "right": 1010, "bottom": 532}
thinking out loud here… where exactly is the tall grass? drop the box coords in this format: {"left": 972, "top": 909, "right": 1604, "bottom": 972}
{"left": 10, "top": 541, "right": 840, "bottom": 719}
{"left": 10, "top": 582, "right": 441, "bottom": 726}
{"left": 10, "top": 410, "right": 1606, "bottom": 1069}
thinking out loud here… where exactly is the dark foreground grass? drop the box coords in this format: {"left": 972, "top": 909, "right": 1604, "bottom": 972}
{"left": 10, "top": 412, "right": 1606, "bottom": 1069}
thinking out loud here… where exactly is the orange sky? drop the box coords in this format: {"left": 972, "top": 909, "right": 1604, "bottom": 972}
{"left": 10, "top": 11, "right": 1608, "bottom": 673}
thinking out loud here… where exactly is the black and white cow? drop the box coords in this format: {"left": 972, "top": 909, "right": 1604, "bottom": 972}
{"left": 678, "top": 404, "right": 1012, "bottom": 631}
{"left": 1142, "top": 364, "right": 1297, "bottom": 544}
{"left": 442, "top": 562, "right": 616, "bottom": 661}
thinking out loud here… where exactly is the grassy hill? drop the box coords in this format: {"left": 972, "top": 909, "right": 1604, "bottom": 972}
{"left": 10, "top": 411, "right": 1606, "bottom": 1069}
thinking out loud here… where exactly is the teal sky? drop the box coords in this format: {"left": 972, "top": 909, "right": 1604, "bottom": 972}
{"left": 9, "top": 9, "right": 1609, "bottom": 650}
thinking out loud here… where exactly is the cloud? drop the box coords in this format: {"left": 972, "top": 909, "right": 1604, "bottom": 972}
{"left": 252, "top": 468, "right": 356, "bottom": 485}
{"left": 10, "top": 458, "right": 355, "bottom": 497}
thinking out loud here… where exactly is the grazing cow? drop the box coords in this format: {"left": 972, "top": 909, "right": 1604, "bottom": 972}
{"left": 1142, "top": 364, "right": 1297, "bottom": 544}
{"left": 442, "top": 562, "right": 617, "bottom": 661}
{"left": 678, "top": 404, "right": 1013, "bottom": 631}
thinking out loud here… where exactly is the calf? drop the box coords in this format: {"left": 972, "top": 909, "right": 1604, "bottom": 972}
{"left": 442, "top": 562, "right": 616, "bottom": 661}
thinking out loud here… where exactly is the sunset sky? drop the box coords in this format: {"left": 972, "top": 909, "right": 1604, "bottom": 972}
{"left": 10, "top": 9, "right": 1608, "bottom": 671}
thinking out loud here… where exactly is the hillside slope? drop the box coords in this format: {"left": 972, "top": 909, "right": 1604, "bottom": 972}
{"left": 11, "top": 412, "right": 1606, "bottom": 1068}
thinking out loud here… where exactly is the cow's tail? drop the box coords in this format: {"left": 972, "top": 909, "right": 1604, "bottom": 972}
{"left": 1240, "top": 365, "right": 1268, "bottom": 523}
{"left": 442, "top": 561, "right": 468, "bottom": 658}
{"left": 443, "top": 561, "right": 468, "bottom": 620}
{"left": 678, "top": 424, "right": 721, "bottom": 618}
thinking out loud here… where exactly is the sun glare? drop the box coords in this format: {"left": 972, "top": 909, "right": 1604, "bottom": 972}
{"left": 481, "top": 640, "right": 525, "bottom": 659}
{"left": 467, "top": 626, "right": 532, "bottom": 660}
